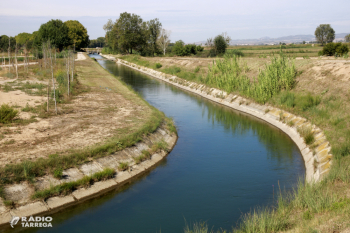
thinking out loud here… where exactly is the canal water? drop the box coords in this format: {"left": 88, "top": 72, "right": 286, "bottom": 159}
{"left": 28, "top": 55, "right": 304, "bottom": 233}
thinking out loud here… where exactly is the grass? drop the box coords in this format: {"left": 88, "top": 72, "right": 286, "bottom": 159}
{"left": 31, "top": 168, "right": 115, "bottom": 201}
{"left": 0, "top": 104, "right": 18, "bottom": 124}
{"left": 298, "top": 127, "right": 315, "bottom": 145}
{"left": 118, "top": 162, "right": 129, "bottom": 171}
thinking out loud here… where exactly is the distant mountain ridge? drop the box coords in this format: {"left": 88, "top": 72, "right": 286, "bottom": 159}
{"left": 193, "top": 33, "right": 349, "bottom": 45}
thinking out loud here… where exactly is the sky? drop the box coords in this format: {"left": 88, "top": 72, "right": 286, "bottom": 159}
{"left": 1, "top": 0, "right": 349, "bottom": 43}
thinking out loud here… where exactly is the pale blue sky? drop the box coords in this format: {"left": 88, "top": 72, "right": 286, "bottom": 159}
{"left": 1, "top": 0, "right": 349, "bottom": 42}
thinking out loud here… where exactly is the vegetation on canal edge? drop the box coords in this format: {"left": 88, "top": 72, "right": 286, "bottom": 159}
{"left": 119, "top": 54, "right": 350, "bottom": 232}
{"left": 31, "top": 168, "right": 115, "bottom": 201}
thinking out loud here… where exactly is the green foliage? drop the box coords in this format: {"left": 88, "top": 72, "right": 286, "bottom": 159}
{"left": 279, "top": 92, "right": 296, "bottom": 108}
{"left": 205, "top": 55, "right": 297, "bottom": 103}
{"left": 32, "top": 168, "right": 115, "bottom": 200}
{"left": 299, "top": 93, "right": 321, "bottom": 111}
{"left": 196, "top": 45, "right": 204, "bottom": 52}
{"left": 173, "top": 40, "right": 186, "bottom": 56}
{"left": 172, "top": 41, "right": 200, "bottom": 56}
{"left": 53, "top": 168, "right": 63, "bottom": 178}
{"left": 226, "top": 49, "right": 244, "bottom": 57}
{"left": 214, "top": 35, "right": 228, "bottom": 54}
{"left": 314, "top": 24, "right": 335, "bottom": 46}
{"left": 298, "top": 127, "right": 315, "bottom": 145}
{"left": 194, "top": 66, "right": 200, "bottom": 73}
{"left": 36, "top": 19, "right": 71, "bottom": 51}
{"left": 184, "top": 222, "right": 210, "bottom": 233}
{"left": 134, "top": 155, "right": 146, "bottom": 164}
{"left": 15, "top": 32, "right": 32, "bottom": 46}
{"left": 106, "top": 12, "right": 162, "bottom": 55}
{"left": 345, "top": 34, "right": 350, "bottom": 43}
{"left": 0, "top": 104, "right": 18, "bottom": 124}
{"left": 0, "top": 35, "right": 16, "bottom": 52}
{"left": 147, "top": 18, "right": 162, "bottom": 55}
{"left": 318, "top": 50, "right": 324, "bottom": 56}
{"left": 323, "top": 42, "right": 349, "bottom": 56}
{"left": 155, "top": 63, "right": 162, "bottom": 69}
{"left": 64, "top": 20, "right": 89, "bottom": 50}
{"left": 302, "top": 210, "right": 313, "bottom": 220}
{"left": 118, "top": 162, "right": 129, "bottom": 171}
{"left": 88, "top": 37, "right": 105, "bottom": 48}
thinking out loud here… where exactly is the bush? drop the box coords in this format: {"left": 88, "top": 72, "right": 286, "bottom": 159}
{"left": 0, "top": 104, "right": 18, "bottom": 124}
{"left": 196, "top": 45, "right": 204, "bottom": 52}
{"left": 214, "top": 35, "right": 227, "bottom": 54}
{"left": 323, "top": 42, "right": 349, "bottom": 56}
{"left": 318, "top": 50, "right": 324, "bottom": 56}
{"left": 155, "top": 63, "right": 162, "bottom": 69}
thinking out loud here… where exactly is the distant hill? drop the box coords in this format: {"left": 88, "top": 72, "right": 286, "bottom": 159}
{"left": 193, "top": 33, "right": 349, "bottom": 46}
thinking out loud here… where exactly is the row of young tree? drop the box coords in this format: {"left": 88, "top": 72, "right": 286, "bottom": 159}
{"left": 0, "top": 19, "right": 89, "bottom": 54}
{"left": 103, "top": 12, "right": 171, "bottom": 56}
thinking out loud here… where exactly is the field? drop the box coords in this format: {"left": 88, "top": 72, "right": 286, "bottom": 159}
{"left": 203, "top": 44, "right": 323, "bottom": 58}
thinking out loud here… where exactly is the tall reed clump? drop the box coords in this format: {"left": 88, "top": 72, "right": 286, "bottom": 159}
{"left": 205, "top": 54, "right": 297, "bottom": 103}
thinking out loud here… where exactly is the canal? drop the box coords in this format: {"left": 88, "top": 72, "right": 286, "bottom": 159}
{"left": 30, "top": 54, "right": 304, "bottom": 233}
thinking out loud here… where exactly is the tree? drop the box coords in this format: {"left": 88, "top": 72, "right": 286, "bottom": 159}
{"left": 315, "top": 24, "right": 335, "bottom": 46}
{"left": 0, "top": 35, "right": 16, "bottom": 52}
{"left": 214, "top": 34, "right": 228, "bottom": 54}
{"left": 103, "top": 19, "right": 114, "bottom": 47}
{"left": 147, "top": 18, "right": 162, "bottom": 56}
{"left": 64, "top": 20, "right": 89, "bottom": 51}
{"left": 345, "top": 34, "right": 350, "bottom": 43}
{"left": 15, "top": 33, "right": 32, "bottom": 46}
{"left": 36, "top": 19, "right": 71, "bottom": 51}
{"left": 112, "top": 12, "right": 145, "bottom": 54}
{"left": 158, "top": 29, "right": 171, "bottom": 55}
{"left": 172, "top": 40, "right": 186, "bottom": 56}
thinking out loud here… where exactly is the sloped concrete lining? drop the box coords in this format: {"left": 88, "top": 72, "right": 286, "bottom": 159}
{"left": 109, "top": 56, "right": 333, "bottom": 183}
{"left": 0, "top": 124, "right": 177, "bottom": 228}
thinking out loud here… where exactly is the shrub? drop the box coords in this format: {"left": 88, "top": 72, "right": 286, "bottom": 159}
{"left": 214, "top": 35, "right": 227, "bottom": 54}
{"left": 196, "top": 45, "right": 204, "bottom": 52}
{"left": 155, "top": 63, "right": 162, "bottom": 69}
{"left": 0, "top": 104, "right": 18, "bottom": 124}
{"left": 194, "top": 66, "right": 200, "bottom": 73}
{"left": 323, "top": 42, "right": 349, "bottom": 56}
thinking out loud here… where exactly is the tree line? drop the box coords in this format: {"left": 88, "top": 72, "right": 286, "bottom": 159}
{"left": 314, "top": 24, "right": 349, "bottom": 56}
{"left": 0, "top": 19, "right": 89, "bottom": 54}
{"left": 103, "top": 12, "right": 171, "bottom": 56}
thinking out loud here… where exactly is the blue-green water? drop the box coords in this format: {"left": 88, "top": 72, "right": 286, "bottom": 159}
{"left": 21, "top": 55, "right": 304, "bottom": 233}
